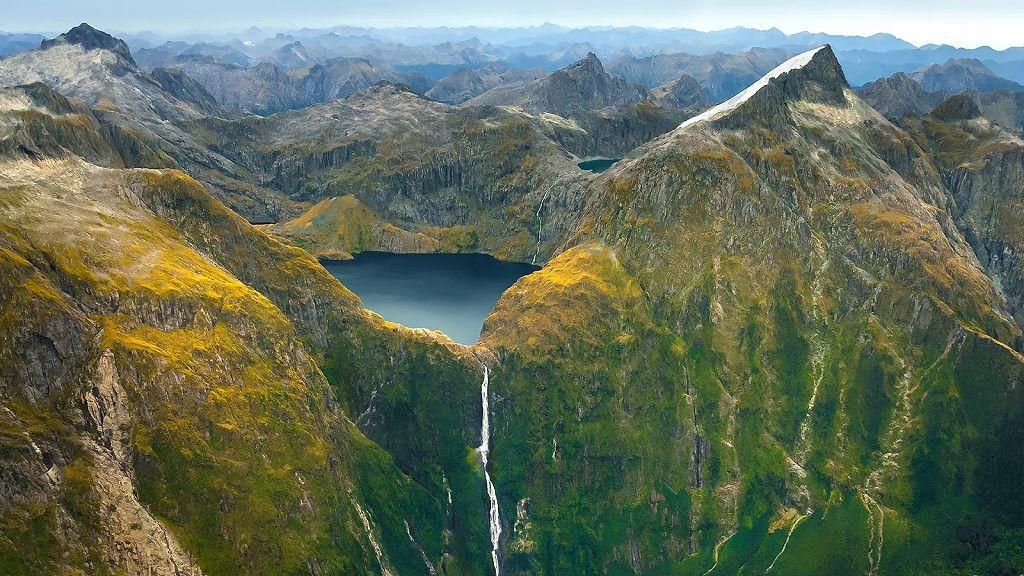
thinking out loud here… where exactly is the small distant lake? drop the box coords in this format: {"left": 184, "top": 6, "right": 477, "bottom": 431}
{"left": 323, "top": 252, "right": 538, "bottom": 345}
{"left": 578, "top": 158, "right": 621, "bottom": 173}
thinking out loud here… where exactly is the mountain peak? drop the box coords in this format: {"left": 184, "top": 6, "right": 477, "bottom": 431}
{"left": 40, "top": 23, "right": 135, "bottom": 65}
{"left": 567, "top": 52, "right": 603, "bottom": 73}
{"left": 930, "top": 93, "right": 982, "bottom": 121}
{"left": 679, "top": 44, "right": 847, "bottom": 129}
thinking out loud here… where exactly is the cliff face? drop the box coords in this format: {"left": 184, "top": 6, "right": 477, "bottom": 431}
{"left": 0, "top": 90, "right": 497, "bottom": 576}
{"left": 900, "top": 99, "right": 1024, "bottom": 330}
{"left": 191, "top": 82, "right": 593, "bottom": 262}
{"left": 464, "top": 53, "right": 652, "bottom": 117}
{"left": 480, "top": 46, "right": 1024, "bottom": 575}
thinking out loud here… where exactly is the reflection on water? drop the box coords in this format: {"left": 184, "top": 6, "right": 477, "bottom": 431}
{"left": 323, "top": 252, "right": 538, "bottom": 345}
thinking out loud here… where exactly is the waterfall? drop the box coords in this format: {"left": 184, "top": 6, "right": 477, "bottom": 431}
{"left": 478, "top": 365, "right": 502, "bottom": 576}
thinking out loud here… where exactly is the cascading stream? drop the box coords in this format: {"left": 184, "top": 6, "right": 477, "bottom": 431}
{"left": 479, "top": 365, "right": 502, "bottom": 576}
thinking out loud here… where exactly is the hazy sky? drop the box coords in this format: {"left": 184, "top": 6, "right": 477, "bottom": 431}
{"left": 6, "top": 0, "right": 1024, "bottom": 49}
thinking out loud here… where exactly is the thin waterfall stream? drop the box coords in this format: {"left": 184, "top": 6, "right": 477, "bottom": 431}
{"left": 478, "top": 365, "right": 502, "bottom": 575}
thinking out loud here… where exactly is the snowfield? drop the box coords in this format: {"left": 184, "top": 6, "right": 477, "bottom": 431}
{"left": 678, "top": 46, "right": 827, "bottom": 129}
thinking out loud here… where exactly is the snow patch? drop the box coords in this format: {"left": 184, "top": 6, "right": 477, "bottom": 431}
{"left": 679, "top": 46, "right": 826, "bottom": 129}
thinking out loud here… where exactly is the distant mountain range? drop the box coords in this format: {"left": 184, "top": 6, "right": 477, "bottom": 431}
{"left": 4, "top": 22, "right": 1024, "bottom": 576}
{"left": 860, "top": 67, "right": 1024, "bottom": 133}
{"left": 6, "top": 25, "right": 1024, "bottom": 85}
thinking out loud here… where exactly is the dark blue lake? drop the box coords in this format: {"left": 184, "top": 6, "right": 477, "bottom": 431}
{"left": 578, "top": 158, "right": 621, "bottom": 173}
{"left": 323, "top": 252, "right": 538, "bottom": 345}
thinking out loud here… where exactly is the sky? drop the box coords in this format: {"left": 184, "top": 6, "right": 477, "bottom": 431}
{"left": 5, "top": 0, "right": 1024, "bottom": 49}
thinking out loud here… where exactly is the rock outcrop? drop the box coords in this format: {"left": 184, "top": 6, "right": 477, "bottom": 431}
{"left": 464, "top": 53, "right": 651, "bottom": 117}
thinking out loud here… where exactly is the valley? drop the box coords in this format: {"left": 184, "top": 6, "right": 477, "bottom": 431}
{"left": 1, "top": 17, "right": 1024, "bottom": 576}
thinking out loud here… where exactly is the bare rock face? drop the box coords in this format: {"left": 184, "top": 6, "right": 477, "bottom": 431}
{"left": 464, "top": 52, "right": 652, "bottom": 117}
{"left": 82, "top": 352, "right": 205, "bottom": 575}
{"left": 716, "top": 45, "right": 849, "bottom": 128}
{"left": 426, "top": 62, "right": 544, "bottom": 104}
{"left": 40, "top": 23, "right": 136, "bottom": 66}
{"left": 858, "top": 72, "right": 945, "bottom": 119}
{"left": 150, "top": 67, "right": 225, "bottom": 116}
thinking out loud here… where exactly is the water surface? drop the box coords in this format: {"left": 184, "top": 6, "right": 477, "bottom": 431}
{"left": 323, "top": 252, "right": 538, "bottom": 345}
{"left": 578, "top": 158, "right": 621, "bottom": 173}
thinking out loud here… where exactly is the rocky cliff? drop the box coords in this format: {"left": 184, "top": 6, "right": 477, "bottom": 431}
{"left": 464, "top": 53, "right": 651, "bottom": 117}
{"left": 0, "top": 86, "right": 496, "bottom": 576}
{"left": 480, "top": 46, "right": 1024, "bottom": 575}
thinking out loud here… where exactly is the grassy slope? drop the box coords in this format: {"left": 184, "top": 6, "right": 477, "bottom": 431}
{"left": 478, "top": 78, "right": 1024, "bottom": 574}
{"left": 0, "top": 157, "right": 497, "bottom": 575}
{"left": 272, "top": 194, "right": 439, "bottom": 259}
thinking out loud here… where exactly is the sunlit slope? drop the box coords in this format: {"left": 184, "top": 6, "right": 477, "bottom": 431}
{"left": 0, "top": 85, "right": 497, "bottom": 575}
{"left": 480, "top": 46, "right": 1024, "bottom": 575}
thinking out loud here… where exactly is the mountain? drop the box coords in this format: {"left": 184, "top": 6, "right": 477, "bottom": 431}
{"left": 858, "top": 71, "right": 944, "bottom": 118}
{"left": 911, "top": 58, "right": 1024, "bottom": 93}
{"left": 265, "top": 40, "right": 334, "bottom": 67}
{"left": 860, "top": 71, "right": 1024, "bottom": 133}
{"left": 40, "top": 22, "right": 136, "bottom": 65}
{"left": 166, "top": 57, "right": 303, "bottom": 115}
{"left": 188, "top": 81, "right": 591, "bottom": 262}
{"left": 271, "top": 194, "right": 439, "bottom": 259}
{"left": 0, "top": 84, "right": 495, "bottom": 575}
{"left": 651, "top": 74, "right": 710, "bottom": 110}
{"left": 0, "top": 32, "right": 46, "bottom": 57}
{"left": 0, "top": 24, "right": 295, "bottom": 221}
{"left": 4, "top": 22, "right": 1024, "bottom": 576}
{"left": 149, "top": 66, "right": 227, "bottom": 116}
{"left": 464, "top": 52, "right": 651, "bottom": 116}
{"left": 168, "top": 55, "right": 434, "bottom": 115}
{"left": 298, "top": 57, "right": 434, "bottom": 103}
{"left": 479, "top": 45, "right": 1024, "bottom": 574}
{"left": 836, "top": 46, "right": 1024, "bottom": 87}
{"left": 135, "top": 40, "right": 253, "bottom": 70}
{"left": 608, "top": 47, "right": 790, "bottom": 102}
{"left": 970, "top": 88, "right": 1024, "bottom": 133}
{"left": 425, "top": 62, "right": 544, "bottom": 104}
{"left": 899, "top": 95, "right": 1024, "bottom": 328}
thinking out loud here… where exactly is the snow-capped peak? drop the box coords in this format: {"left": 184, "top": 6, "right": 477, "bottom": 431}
{"left": 678, "top": 46, "right": 827, "bottom": 129}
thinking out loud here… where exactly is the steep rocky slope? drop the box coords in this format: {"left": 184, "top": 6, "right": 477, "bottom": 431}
{"left": 426, "top": 63, "right": 545, "bottom": 104}
{"left": 860, "top": 71, "right": 1024, "bottom": 134}
{"left": 0, "top": 86, "right": 497, "bottom": 576}
{"left": 0, "top": 24, "right": 297, "bottom": 222}
{"left": 900, "top": 95, "right": 1024, "bottom": 329}
{"left": 464, "top": 53, "right": 651, "bottom": 117}
{"left": 167, "top": 57, "right": 304, "bottom": 116}
{"left": 651, "top": 74, "right": 710, "bottom": 111}
{"left": 858, "top": 72, "right": 945, "bottom": 119}
{"left": 608, "top": 48, "right": 790, "bottom": 102}
{"left": 480, "top": 45, "right": 1024, "bottom": 575}
{"left": 189, "top": 82, "right": 596, "bottom": 262}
